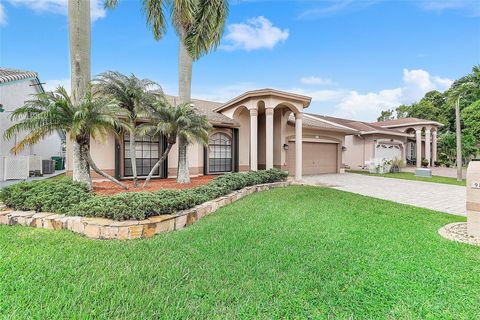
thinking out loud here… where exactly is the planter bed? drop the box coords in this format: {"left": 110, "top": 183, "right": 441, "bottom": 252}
{"left": 0, "top": 181, "right": 291, "bottom": 240}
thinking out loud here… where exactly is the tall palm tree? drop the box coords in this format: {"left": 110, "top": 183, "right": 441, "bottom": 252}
{"left": 69, "top": 0, "right": 92, "bottom": 185}
{"left": 4, "top": 87, "right": 128, "bottom": 190}
{"left": 139, "top": 98, "right": 211, "bottom": 187}
{"left": 104, "top": 0, "right": 229, "bottom": 183}
{"left": 94, "top": 71, "right": 163, "bottom": 187}
{"left": 449, "top": 65, "right": 480, "bottom": 181}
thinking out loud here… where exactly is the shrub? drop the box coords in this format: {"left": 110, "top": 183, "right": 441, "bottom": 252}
{"left": 0, "top": 178, "right": 92, "bottom": 213}
{"left": 69, "top": 168, "right": 288, "bottom": 221}
{"left": 0, "top": 169, "right": 287, "bottom": 221}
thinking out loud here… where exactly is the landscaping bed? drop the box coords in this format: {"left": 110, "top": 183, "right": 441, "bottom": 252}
{"left": 0, "top": 169, "right": 288, "bottom": 222}
{"left": 93, "top": 176, "right": 214, "bottom": 195}
{"left": 1, "top": 186, "right": 478, "bottom": 318}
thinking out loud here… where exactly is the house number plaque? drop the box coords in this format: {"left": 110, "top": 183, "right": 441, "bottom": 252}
{"left": 473, "top": 182, "right": 480, "bottom": 189}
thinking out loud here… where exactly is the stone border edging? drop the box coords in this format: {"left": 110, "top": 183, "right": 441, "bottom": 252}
{"left": 0, "top": 181, "right": 291, "bottom": 240}
{"left": 438, "top": 222, "right": 480, "bottom": 246}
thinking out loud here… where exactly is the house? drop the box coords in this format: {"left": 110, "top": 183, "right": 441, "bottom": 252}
{"left": 308, "top": 115, "right": 443, "bottom": 170}
{"left": 0, "top": 68, "right": 65, "bottom": 181}
{"left": 64, "top": 88, "right": 442, "bottom": 180}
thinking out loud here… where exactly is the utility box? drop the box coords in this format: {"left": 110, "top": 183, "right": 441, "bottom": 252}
{"left": 467, "top": 159, "right": 480, "bottom": 237}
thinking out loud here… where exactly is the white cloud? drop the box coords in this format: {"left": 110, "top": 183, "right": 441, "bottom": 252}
{"left": 418, "top": 0, "right": 480, "bottom": 17}
{"left": 290, "top": 69, "right": 453, "bottom": 121}
{"left": 300, "top": 76, "right": 336, "bottom": 86}
{"left": 221, "top": 16, "right": 289, "bottom": 51}
{"left": 0, "top": 3, "right": 6, "bottom": 25}
{"left": 6, "top": 0, "right": 106, "bottom": 21}
{"left": 43, "top": 78, "right": 71, "bottom": 93}
{"left": 298, "top": 0, "right": 379, "bottom": 19}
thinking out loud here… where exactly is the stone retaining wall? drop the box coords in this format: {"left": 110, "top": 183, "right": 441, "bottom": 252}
{"left": 0, "top": 181, "right": 291, "bottom": 240}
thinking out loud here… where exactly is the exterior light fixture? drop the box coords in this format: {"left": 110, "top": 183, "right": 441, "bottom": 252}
{"left": 0, "top": 104, "right": 4, "bottom": 113}
{"left": 283, "top": 144, "right": 289, "bottom": 150}
{"left": 342, "top": 146, "right": 347, "bottom": 151}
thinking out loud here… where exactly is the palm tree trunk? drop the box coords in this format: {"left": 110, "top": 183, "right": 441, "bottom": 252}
{"left": 177, "top": 136, "right": 190, "bottom": 184}
{"left": 177, "top": 30, "right": 193, "bottom": 184}
{"left": 143, "top": 142, "right": 174, "bottom": 187}
{"left": 130, "top": 132, "right": 138, "bottom": 187}
{"left": 68, "top": 0, "right": 91, "bottom": 185}
{"left": 86, "top": 149, "right": 128, "bottom": 190}
{"left": 455, "top": 95, "right": 462, "bottom": 181}
{"left": 72, "top": 139, "right": 92, "bottom": 190}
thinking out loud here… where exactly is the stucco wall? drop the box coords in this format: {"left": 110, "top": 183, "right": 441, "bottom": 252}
{"left": 0, "top": 80, "right": 63, "bottom": 160}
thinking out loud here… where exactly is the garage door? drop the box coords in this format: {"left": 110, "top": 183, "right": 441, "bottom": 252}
{"left": 287, "top": 142, "right": 338, "bottom": 175}
{"left": 375, "top": 143, "right": 401, "bottom": 160}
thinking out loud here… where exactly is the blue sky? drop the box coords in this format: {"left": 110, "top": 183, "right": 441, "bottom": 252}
{"left": 1, "top": 0, "right": 479, "bottom": 121}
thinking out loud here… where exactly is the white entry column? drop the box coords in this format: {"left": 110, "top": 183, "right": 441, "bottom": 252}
{"left": 416, "top": 129, "right": 422, "bottom": 168}
{"left": 249, "top": 109, "right": 258, "bottom": 171}
{"left": 432, "top": 130, "right": 438, "bottom": 165}
{"left": 425, "top": 129, "right": 431, "bottom": 167}
{"left": 265, "top": 107, "right": 274, "bottom": 170}
{"left": 295, "top": 113, "right": 303, "bottom": 180}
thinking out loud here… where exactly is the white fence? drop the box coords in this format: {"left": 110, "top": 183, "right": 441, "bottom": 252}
{"left": 0, "top": 156, "right": 43, "bottom": 181}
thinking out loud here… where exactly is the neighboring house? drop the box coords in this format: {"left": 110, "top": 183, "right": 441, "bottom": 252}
{"left": 0, "top": 68, "right": 65, "bottom": 181}
{"left": 64, "top": 88, "right": 442, "bottom": 180}
{"left": 309, "top": 116, "right": 443, "bottom": 170}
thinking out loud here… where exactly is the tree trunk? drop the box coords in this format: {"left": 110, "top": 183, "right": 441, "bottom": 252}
{"left": 68, "top": 0, "right": 91, "bottom": 184}
{"left": 86, "top": 149, "right": 128, "bottom": 190}
{"left": 143, "top": 142, "right": 174, "bottom": 187}
{"left": 177, "top": 136, "right": 190, "bottom": 184}
{"left": 72, "top": 139, "right": 92, "bottom": 190}
{"left": 130, "top": 132, "right": 138, "bottom": 187}
{"left": 177, "top": 30, "right": 193, "bottom": 183}
{"left": 455, "top": 95, "right": 463, "bottom": 181}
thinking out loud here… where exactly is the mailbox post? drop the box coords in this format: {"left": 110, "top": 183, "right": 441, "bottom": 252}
{"left": 467, "top": 159, "right": 480, "bottom": 237}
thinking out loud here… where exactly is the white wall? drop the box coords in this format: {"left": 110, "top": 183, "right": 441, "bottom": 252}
{"left": 0, "top": 79, "right": 63, "bottom": 160}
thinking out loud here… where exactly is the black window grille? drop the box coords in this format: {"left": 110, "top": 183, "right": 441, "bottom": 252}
{"left": 124, "top": 133, "right": 160, "bottom": 177}
{"left": 208, "top": 133, "right": 232, "bottom": 173}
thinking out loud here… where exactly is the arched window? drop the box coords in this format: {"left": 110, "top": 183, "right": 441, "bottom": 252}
{"left": 208, "top": 132, "right": 232, "bottom": 173}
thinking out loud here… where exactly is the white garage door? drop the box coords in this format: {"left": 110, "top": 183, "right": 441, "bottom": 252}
{"left": 287, "top": 142, "right": 338, "bottom": 176}
{"left": 375, "top": 143, "right": 401, "bottom": 160}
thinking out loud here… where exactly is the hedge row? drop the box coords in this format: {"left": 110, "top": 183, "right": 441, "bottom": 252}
{"left": 0, "top": 169, "right": 288, "bottom": 221}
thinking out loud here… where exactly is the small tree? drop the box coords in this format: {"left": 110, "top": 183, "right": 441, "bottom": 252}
{"left": 4, "top": 87, "right": 128, "bottom": 190}
{"left": 140, "top": 98, "right": 211, "bottom": 187}
{"left": 94, "top": 71, "right": 163, "bottom": 187}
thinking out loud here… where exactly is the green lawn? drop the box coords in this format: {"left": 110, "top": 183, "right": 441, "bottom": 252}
{"left": 1, "top": 186, "right": 479, "bottom": 319}
{"left": 347, "top": 170, "right": 466, "bottom": 186}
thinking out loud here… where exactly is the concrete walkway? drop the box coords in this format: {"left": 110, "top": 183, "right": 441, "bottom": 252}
{"left": 303, "top": 173, "right": 466, "bottom": 216}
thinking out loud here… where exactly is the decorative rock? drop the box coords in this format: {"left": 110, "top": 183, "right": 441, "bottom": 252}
{"left": 155, "top": 218, "right": 174, "bottom": 233}
{"left": 128, "top": 225, "right": 144, "bottom": 239}
{"left": 43, "top": 214, "right": 65, "bottom": 230}
{"left": 84, "top": 224, "right": 100, "bottom": 238}
{"left": 175, "top": 214, "right": 187, "bottom": 230}
{"left": 142, "top": 223, "right": 157, "bottom": 238}
{"left": 438, "top": 222, "right": 480, "bottom": 246}
{"left": 186, "top": 210, "right": 198, "bottom": 226}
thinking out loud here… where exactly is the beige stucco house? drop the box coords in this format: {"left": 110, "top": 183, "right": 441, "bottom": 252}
{"left": 65, "top": 88, "right": 442, "bottom": 180}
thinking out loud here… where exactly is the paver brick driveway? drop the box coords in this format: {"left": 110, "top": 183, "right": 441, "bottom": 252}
{"left": 302, "top": 173, "right": 466, "bottom": 216}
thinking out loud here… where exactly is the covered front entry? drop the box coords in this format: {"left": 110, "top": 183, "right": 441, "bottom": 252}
{"left": 287, "top": 141, "right": 338, "bottom": 175}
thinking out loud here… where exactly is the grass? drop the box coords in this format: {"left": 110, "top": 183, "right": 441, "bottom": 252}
{"left": 347, "top": 170, "right": 466, "bottom": 186}
{"left": 1, "top": 186, "right": 479, "bottom": 319}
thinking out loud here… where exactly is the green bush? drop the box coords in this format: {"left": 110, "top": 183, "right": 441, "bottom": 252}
{"left": 0, "top": 169, "right": 288, "bottom": 221}
{"left": 70, "top": 169, "right": 288, "bottom": 220}
{"left": 0, "top": 178, "right": 92, "bottom": 213}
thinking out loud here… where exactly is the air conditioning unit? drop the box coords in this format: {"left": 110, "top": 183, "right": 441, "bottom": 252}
{"left": 42, "top": 160, "right": 56, "bottom": 174}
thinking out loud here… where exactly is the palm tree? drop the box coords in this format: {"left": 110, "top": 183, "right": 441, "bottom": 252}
{"left": 448, "top": 65, "right": 480, "bottom": 181}
{"left": 4, "top": 87, "right": 128, "bottom": 190}
{"left": 139, "top": 98, "right": 211, "bottom": 187}
{"left": 94, "top": 71, "right": 163, "bottom": 187}
{"left": 104, "top": 0, "right": 229, "bottom": 183}
{"left": 69, "top": 0, "right": 92, "bottom": 185}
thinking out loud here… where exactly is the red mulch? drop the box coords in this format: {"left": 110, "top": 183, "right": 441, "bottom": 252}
{"left": 93, "top": 175, "right": 215, "bottom": 196}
